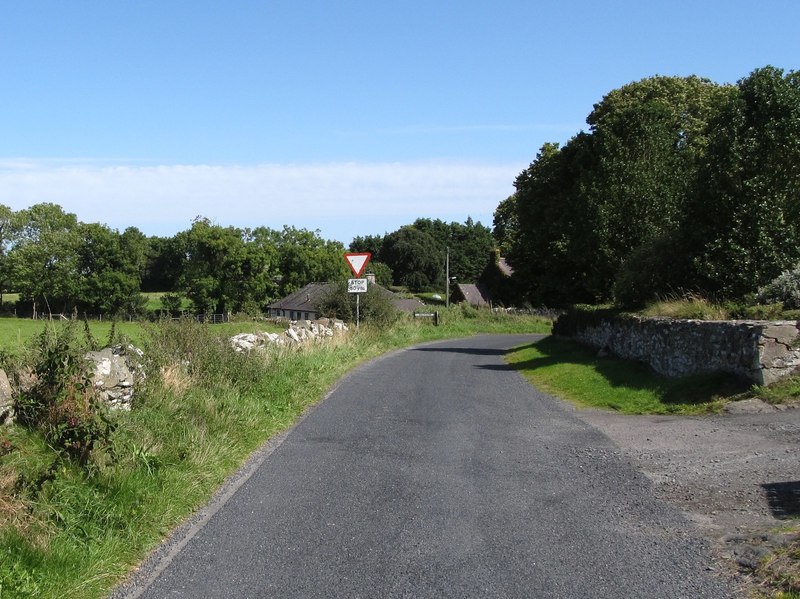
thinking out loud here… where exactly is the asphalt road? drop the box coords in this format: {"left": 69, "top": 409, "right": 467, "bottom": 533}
{"left": 119, "top": 335, "right": 737, "bottom": 598}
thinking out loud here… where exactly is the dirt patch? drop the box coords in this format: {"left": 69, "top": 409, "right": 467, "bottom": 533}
{"left": 577, "top": 403, "right": 800, "bottom": 594}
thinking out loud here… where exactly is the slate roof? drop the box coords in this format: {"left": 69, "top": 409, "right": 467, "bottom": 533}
{"left": 455, "top": 283, "right": 491, "bottom": 307}
{"left": 268, "top": 282, "right": 332, "bottom": 312}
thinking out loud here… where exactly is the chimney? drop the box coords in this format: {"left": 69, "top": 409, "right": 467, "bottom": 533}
{"left": 365, "top": 273, "right": 376, "bottom": 285}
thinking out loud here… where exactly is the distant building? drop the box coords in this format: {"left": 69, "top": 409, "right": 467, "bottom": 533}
{"left": 268, "top": 281, "right": 424, "bottom": 320}
{"left": 449, "top": 250, "right": 519, "bottom": 308}
{"left": 479, "top": 250, "right": 518, "bottom": 307}
{"left": 451, "top": 283, "right": 492, "bottom": 308}
{"left": 267, "top": 282, "right": 331, "bottom": 320}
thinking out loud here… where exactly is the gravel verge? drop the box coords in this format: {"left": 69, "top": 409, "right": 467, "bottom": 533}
{"left": 576, "top": 400, "right": 800, "bottom": 593}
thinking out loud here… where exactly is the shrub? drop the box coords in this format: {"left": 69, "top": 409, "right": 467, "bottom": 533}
{"left": 459, "top": 303, "right": 479, "bottom": 319}
{"left": 160, "top": 293, "right": 184, "bottom": 317}
{"left": 757, "top": 264, "right": 800, "bottom": 310}
{"left": 13, "top": 323, "right": 114, "bottom": 468}
{"left": 726, "top": 302, "right": 785, "bottom": 320}
{"left": 317, "top": 282, "right": 353, "bottom": 322}
{"left": 318, "top": 281, "right": 399, "bottom": 326}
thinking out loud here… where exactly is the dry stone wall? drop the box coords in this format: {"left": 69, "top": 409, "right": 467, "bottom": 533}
{"left": 230, "top": 319, "right": 348, "bottom": 353}
{"left": 553, "top": 313, "right": 800, "bottom": 385}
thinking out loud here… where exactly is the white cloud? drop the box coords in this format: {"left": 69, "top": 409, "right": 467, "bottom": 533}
{"left": 0, "top": 159, "right": 523, "bottom": 242}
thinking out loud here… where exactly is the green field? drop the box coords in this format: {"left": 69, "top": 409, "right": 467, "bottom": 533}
{"left": 1, "top": 292, "right": 192, "bottom": 315}
{"left": 0, "top": 317, "right": 285, "bottom": 355}
{"left": 0, "top": 318, "right": 147, "bottom": 354}
{"left": 140, "top": 292, "right": 193, "bottom": 312}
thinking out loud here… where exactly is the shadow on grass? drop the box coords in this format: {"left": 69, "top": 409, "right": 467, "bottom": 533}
{"left": 509, "top": 336, "right": 748, "bottom": 409}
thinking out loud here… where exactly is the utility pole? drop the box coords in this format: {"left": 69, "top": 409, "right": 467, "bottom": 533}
{"left": 445, "top": 246, "right": 450, "bottom": 308}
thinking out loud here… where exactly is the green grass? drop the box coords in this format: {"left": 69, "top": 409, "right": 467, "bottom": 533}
{"left": 1, "top": 292, "right": 189, "bottom": 314}
{"left": 639, "top": 296, "right": 800, "bottom": 321}
{"left": 140, "top": 292, "right": 193, "bottom": 312}
{"left": 507, "top": 336, "right": 746, "bottom": 414}
{"left": 752, "top": 375, "right": 800, "bottom": 405}
{"left": 0, "top": 309, "right": 551, "bottom": 599}
{"left": 641, "top": 296, "right": 730, "bottom": 320}
{"left": 0, "top": 318, "right": 147, "bottom": 354}
{"left": 0, "top": 293, "right": 19, "bottom": 306}
{"left": 756, "top": 535, "right": 800, "bottom": 598}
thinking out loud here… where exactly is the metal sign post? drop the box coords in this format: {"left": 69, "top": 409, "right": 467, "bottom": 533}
{"left": 348, "top": 278, "right": 368, "bottom": 327}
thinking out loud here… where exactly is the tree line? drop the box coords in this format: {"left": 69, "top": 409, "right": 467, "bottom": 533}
{"left": 0, "top": 203, "right": 495, "bottom": 317}
{"left": 349, "top": 217, "right": 495, "bottom": 293}
{"left": 494, "top": 66, "right": 800, "bottom": 308}
{"left": 0, "top": 204, "right": 351, "bottom": 316}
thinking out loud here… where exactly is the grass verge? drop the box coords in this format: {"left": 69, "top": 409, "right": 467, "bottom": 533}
{"left": 0, "top": 308, "right": 550, "bottom": 599}
{"left": 506, "top": 336, "right": 747, "bottom": 414}
{"left": 755, "top": 535, "right": 800, "bottom": 598}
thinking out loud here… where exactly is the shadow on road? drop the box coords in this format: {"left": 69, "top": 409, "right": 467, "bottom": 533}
{"left": 412, "top": 347, "right": 508, "bottom": 357}
{"left": 762, "top": 481, "right": 800, "bottom": 519}
{"left": 474, "top": 363, "right": 514, "bottom": 371}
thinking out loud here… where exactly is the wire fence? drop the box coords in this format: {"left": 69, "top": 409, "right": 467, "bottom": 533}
{"left": 30, "top": 312, "right": 233, "bottom": 324}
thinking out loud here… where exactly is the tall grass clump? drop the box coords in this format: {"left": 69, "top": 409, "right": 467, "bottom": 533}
{"left": 640, "top": 294, "right": 730, "bottom": 320}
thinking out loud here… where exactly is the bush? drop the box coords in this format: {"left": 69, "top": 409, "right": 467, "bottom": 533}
{"left": 14, "top": 323, "right": 114, "bottom": 468}
{"left": 360, "top": 286, "right": 400, "bottom": 326}
{"left": 757, "top": 264, "right": 800, "bottom": 310}
{"left": 159, "top": 293, "right": 184, "bottom": 317}
{"left": 726, "top": 302, "right": 785, "bottom": 320}
{"left": 317, "top": 281, "right": 399, "bottom": 326}
{"left": 459, "top": 303, "right": 479, "bottom": 319}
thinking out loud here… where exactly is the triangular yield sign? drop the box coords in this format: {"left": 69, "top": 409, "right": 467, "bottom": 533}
{"left": 344, "top": 252, "right": 371, "bottom": 277}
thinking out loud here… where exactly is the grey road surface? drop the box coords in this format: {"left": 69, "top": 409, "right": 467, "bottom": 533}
{"left": 121, "top": 335, "right": 736, "bottom": 598}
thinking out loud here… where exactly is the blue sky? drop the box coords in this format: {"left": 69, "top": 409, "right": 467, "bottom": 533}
{"left": 1, "top": 1, "right": 798, "bottom": 244}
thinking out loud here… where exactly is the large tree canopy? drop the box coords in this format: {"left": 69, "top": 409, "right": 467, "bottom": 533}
{"left": 74, "top": 222, "right": 143, "bottom": 314}
{"left": 496, "top": 68, "right": 796, "bottom": 308}
{"left": 8, "top": 203, "right": 81, "bottom": 313}
{"left": 253, "top": 225, "right": 349, "bottom": 296}
{"left": 688, "top": 66, "right": 800, "bottom": 299}
{"left": 381, "top": 226, "right": 443, "bottom": 292}
{"left": 180, "top": 218, "right": 280, "bottom": 315}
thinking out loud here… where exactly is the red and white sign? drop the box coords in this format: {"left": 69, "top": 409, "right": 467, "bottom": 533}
{"left": 344, "top": 252, "right": 371, "bottom": 277}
